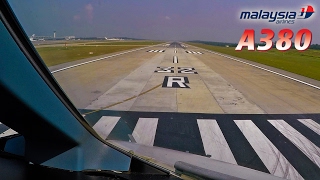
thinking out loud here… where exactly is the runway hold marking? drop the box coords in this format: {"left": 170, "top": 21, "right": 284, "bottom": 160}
{"left": 162, "top": 76, "right": 190, "bottom": 88}
{"left": 186, "top": 51, "right": 203, "bottom": 54}
{"left": 147, "top": 50, "right": 165, "bottom": 53}
{"left": 154, "top": 67, "right": 174, "bottom": 73}
{"left": 173, "top": 56, "right": 178, "bottom": 63}
{"left": 178, "top": 67, "right": 198, "bottom": 74}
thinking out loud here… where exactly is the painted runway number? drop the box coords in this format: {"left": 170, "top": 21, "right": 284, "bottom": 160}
{"left": 162, "top": 76, "right": 190, "bottom": 88}
{"left": 178, "top": 67, "right": 198, "bottom": 74}
{"left": 154, "top": 67, "right": 174, "bottom": 73}
{"left": 155, "top": 67, "right": 197, "bottom": 74}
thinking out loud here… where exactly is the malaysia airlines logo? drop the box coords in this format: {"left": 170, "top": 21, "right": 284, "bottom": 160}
{"left": 299, "top": 5, "right": 314, "bottom": 19}
{"left": 240, "top": 5, "right": 315, "bottom": 24}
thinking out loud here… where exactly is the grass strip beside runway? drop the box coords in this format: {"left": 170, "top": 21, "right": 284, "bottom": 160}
{"left": 188, "top": 43, "right": 320, "bottom": 81}
{"left": 36, "top": 41, "right": 163, "bottom": 66}
{"left": 86, "top": 41, "right": 163, "bottom": 46}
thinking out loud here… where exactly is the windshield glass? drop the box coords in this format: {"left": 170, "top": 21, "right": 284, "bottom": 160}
{"left": 8, "top": 0, "right": 320, "bottom": 179}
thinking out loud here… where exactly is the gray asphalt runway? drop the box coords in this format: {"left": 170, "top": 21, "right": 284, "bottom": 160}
{"left": 52, "top": 42, "right": 320, "bottom": 114}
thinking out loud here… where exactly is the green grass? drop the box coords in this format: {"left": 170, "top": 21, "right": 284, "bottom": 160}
{"left": 187, "top": 43, "right": 320, "bottom": 81}
{"left": 36, "top": 41, "right": 163, "bottom": 66}
{"left": 85, "top": 41, "right": 164, "bottom": 46}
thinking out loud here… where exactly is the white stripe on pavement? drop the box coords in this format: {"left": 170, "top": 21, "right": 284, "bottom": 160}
{"left": 235, "top": 120, "right": 303, "bottom": 180}
{"left": 197, "top": 119, "right": 237, "bottom": 164}
{"left": 297, "top": 119, "right": 320, "bottom": 135}
{"left": 132, "top": 118, "right": 158, "bottom": 146}
{"left": 93, "top": 116, "right": 121, "bottom": 139}
{"left": 173, "top": 56, "right": 178, "bottom": 63}
{"left": 268, "top": 120, "right": 320, "bottom": 168}
{"left": 0, "top": 129, "right": 18, "bottom": 138}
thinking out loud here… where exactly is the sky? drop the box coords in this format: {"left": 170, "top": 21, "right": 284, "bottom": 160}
{"left": 8, "top": 0, "right": 320, "bottom": 44}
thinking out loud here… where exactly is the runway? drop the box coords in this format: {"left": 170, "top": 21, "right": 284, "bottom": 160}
{"left": 51, "top": 42, "right": 320, "bottom": 114}
{"left": 75, "top": 110, "right": 320, "bottom": 180}
{"left": 5, "top": 42, "right": 319, "bottom": 179}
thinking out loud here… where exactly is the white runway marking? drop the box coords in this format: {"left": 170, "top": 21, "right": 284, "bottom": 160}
{"left": 132, "top": 118, "right": 158, "bottom": 146}
{"left": 162, "top": 76, "right": 190, "bottom": 88}
{"left": 155, "top": 67, "right": 174, "bottom": 73}
{"left": 197, "top": 119, "right": 237, "bottom": 164}
{"left": 93, "top": 116, "right": 121, "bottom": 139}
{"left": 177, "top": 67, "right": 197, "bottom": 74}
{"left": 147, "top": 50, "right": 165, "bottom": 53}
{"left": 297, "top": 119, "right": 320, "bottom": 135}
{"left": 186, "top": 51, "right": 203, "bottom": 54}
{"left": 235, "top": 120, "right": 303, "bottom": 180}
{"left": 0, "top": 129, "right": 18, "bottom": 138}
{"left": 268, "top": 120, "right": 320, "bottom": 168}
{"left": 173, "top": 56, "right": 178, "bottom": 63}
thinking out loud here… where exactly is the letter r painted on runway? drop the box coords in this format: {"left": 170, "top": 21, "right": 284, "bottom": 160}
{"left": 162, "top": 76, "right": 190, "bottom": 88}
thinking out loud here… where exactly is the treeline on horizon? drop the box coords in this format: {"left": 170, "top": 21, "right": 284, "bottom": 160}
{"left": 189, "top": 40, "right": 320, "bottom": 50}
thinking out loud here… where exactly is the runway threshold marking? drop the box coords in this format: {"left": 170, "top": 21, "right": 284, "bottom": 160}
{"left": 83, "top": 83, "right": 162, "bottom": 116}
{"left": 50, "top": 44, "right": 166, "bottom": 74}
{"left": 235, "top": 120, "right": 303, "bottom": 178}
{"left": 268, "top": 120, "right": 320, "bottom": 168}
{"left": 199, "top": 48, "right": 320, "bottom": 90}
{"left": 83, "top": 112, "right": 320, "bottom": 178}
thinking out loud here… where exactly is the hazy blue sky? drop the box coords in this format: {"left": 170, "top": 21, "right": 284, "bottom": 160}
{"left": 8, "top": 0, "right": 320, "bottom": 43}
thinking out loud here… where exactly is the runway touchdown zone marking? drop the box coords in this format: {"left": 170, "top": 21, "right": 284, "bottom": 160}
{"left": 186, "top": 51, "right": 203, "bottom": 54}
{"left": 147, "top": 50, "right": 165, "bottom": 53}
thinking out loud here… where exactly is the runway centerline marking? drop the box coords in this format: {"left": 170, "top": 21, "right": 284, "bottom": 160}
{"left": 173, "top": 56, "right": 178, "bottom": 63}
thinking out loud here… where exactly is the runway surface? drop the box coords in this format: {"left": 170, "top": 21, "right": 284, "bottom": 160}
{"left": 45, "top": 42, "right": 320, "bottom": 179}
{"left": 51, "top": 42, "right": 320, "bottom": 114}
